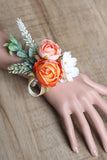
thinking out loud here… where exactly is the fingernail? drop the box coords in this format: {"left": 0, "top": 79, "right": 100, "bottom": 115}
{"left": 73, "top": 147, "right": 79, "bottom": 153}
{"left": 91, "top": 149, "right": 98, "bottom": 157}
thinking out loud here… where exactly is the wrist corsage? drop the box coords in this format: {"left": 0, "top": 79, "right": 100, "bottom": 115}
{"left": 3, "top": 18, "right": 79, "bottom": 97}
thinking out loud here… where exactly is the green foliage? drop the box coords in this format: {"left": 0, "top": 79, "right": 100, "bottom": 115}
{"left": 3, "top": 43, "right": 9, "bottom": 47}
{"left": 8, "top": 58, "right": 36, "bottom": 75}
{"left": 18, "top": 41, "right": 22, "bottom": 50}
{"left": 8, "top": 43, "right": 18, "bottom": 51}
{"left": 3, "top": 34, "right": 38, "bottom": 76}
{"left": 9, "top": 51, "right": 13, "bottom": 56}
{"left": 9, "top": 34, "right": 18, "bottom": 45}
{"left": 28, "top": 47, "right": 34, "bottom": 58}
{"left": 46, "top": 87, "right": 50, "bottom": 92}
{"left": 17, "top": 50, "right": 27, "bottom": 58}
{"left": 3, "top": 34, "right": 37, "bottom": 58}
{"left": 58, "top": 56, "right": 62, "bottom": 61}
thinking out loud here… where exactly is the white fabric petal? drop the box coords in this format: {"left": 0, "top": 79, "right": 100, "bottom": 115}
{"left": 61, "top": 51, "right": 79, "bottom": 82}
{"left": 60, "top": 78, "right": 67, "bottom": 83}
{"left": 66, "top": 73, "right": 73, "bottom": 81}
{"left": 69, "top": 67, "right": 79, "bottom": 77}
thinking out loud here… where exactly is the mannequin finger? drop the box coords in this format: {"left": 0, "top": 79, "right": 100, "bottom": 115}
{"left": 62, "top": 114, "right": 79, "bottom": 153}
{"left": 75, "top": 109, "right": 98, "bottom": 157}
{"left": 85, "top": 104, "right": 107, "bottom": 152}
{"left": 93, "top": 92, "right": 107, "bottom": 115}
{"left": 80, "top": 73, "right": 107, "bottom": 95}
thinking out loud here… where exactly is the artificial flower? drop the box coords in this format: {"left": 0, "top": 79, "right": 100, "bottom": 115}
{"left": 61, "top": 51, "right": 79, "bottom": 82}
{"left": 38, "top": 39, "right": 61, "bottom": 60}
{"left": 33, "top": 59, "right": 63, "bottom": 87}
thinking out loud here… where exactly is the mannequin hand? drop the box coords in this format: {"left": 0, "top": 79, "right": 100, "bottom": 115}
{"left": 0, "top": 31, "right": 107, "bottom": 157}
{"left": 44, "top": 73, "right": 107, "bottom": 157}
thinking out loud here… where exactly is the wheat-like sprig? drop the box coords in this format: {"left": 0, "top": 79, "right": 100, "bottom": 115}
{"left": 16, "top": 18, "right": 36, "bottom": 48}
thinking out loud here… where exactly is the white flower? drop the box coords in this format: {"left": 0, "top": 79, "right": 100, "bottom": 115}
{"left": 16, "top": 18, "right": 36, "bottom": 48}
{"left": 61, "top": 51, "right": 79, "bottom": 82}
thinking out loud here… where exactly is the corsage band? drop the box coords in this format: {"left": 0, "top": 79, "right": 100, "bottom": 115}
{"left": 3, "top": 18, "right": 79, "bottom": 97}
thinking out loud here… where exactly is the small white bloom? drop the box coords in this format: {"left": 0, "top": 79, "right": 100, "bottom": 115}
{"left": 60, "top": 78, "right": 66, "bottom": 83}
{"left": 66, "top": 73, "right": 73, "bottom": 81}
{"left": 70, "top": 67, "right": 79, "bottom": 77}
{"left": 61, "top": 51, "right": 79, "bottom": 82}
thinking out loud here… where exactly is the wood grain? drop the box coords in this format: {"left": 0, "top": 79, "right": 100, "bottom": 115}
{"left": 0, "top": 0, "right": 107, "bottom": 159}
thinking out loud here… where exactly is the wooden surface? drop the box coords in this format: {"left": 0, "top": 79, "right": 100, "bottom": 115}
{"left": 0, "top": 0, "right": 107, "bottom": 159}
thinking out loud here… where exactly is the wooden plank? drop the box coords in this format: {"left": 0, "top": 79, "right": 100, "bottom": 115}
{"left": 0, "top": 0, "right": 107, "bottom": 159}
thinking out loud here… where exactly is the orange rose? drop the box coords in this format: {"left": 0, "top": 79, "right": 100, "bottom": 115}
{"left": 33, "top": 59, "right": 63, "bottom": 87}
{"left": 38, "top": 40, "right": 61, "bottom": 60}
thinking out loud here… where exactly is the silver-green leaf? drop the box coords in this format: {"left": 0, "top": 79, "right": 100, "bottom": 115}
{"left": 3, "top": 43, "right": 9, "bottom": 47}
{"left": 9, "top": 34, "right": 18, "bottom": 45}
{"left": 18, "top": 41, "right": 22, "bottom": 50}
{"left": 8, "top": 43, "right": 18, "bottom": 51}
{"left": 17, "top": 50, "right": 28, "bottom": 57}
{"left": 9, "top": 51, "right": 13, "bottom": 56}
{"left": 28, "top": 48, "right": 34, "bottom": 58}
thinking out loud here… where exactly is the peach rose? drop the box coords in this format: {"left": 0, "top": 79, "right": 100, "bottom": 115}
{"left": 38, "top": 40, "right": 61, "bottom": 60}
{"left": 33, "top": 59, "right": 63, "bottom": 87}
